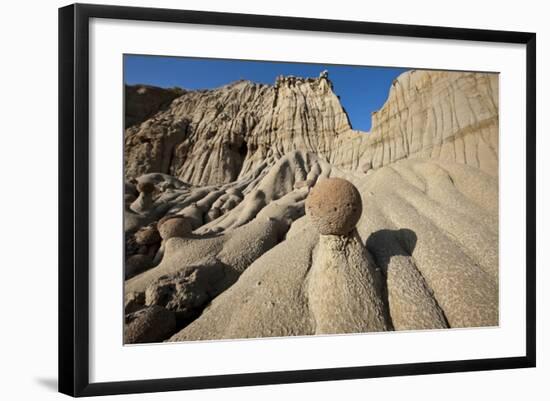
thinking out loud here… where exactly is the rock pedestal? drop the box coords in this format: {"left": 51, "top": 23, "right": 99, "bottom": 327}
{"left": 305, "top": 177, "right": 389, "bottom": 334}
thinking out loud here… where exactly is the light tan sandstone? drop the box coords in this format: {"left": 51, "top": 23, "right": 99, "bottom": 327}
{"left": 123, "top": 69, "right": 500, "bottom": 343}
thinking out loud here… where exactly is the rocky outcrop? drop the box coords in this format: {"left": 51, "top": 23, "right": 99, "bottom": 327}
{"left": 124, "top": 69, "right": 499, "bottom": 343}
{"left": 124, "top": 73, "right": 350, "bottom": 185}
{"left": 125, "top": 70, "right": 498, "bottom": 186}
{"left": 330, "top": 71, "right": 499, "bottom": 176}
{"left": 167, "top": 157, "right": 498, "bottom": 341}
{"left": 144, "top": 262, "right": 226, "bottom": 322}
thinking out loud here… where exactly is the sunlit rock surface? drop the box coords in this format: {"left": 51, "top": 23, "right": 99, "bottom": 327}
{"left": 123, "top": 70, "right": 499, "bottom": 343}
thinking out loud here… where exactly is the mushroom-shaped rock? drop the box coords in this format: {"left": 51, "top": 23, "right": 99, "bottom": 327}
{"left": 134, "top": 226, "right": 161, "bottom": 246}
{"left": 158, "top": 216, "right": 192, "bottom": 240}
{"left": 124, "top": 305, "right": 176, "bottom": 344}
{"left": 305, "top": 177, "right": 362, "bottom": 235}
{"left": 130, "top": 182, "right": 155, "bottom": 214}
{"left": 152, "top": 216, "right": 194, "bottom": 264}
{"left": 136, "top": 181, "right": 155, "bottom": 194}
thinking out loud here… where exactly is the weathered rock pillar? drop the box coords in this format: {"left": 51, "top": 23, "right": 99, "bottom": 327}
{"left": 305, "top": 177, "right": 390, "bottom": 334}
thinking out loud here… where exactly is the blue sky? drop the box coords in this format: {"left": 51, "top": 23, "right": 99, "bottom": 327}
{"left": 124, "top": 55, "right": 409, "bottom": 132}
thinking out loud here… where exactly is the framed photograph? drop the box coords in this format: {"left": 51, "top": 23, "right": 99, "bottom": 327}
{"left": 58, "top": 3, "right": 536, "bottom": 397}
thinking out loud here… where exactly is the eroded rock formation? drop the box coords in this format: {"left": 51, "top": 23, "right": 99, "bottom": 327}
{"left": 123, "top": 69, "right": 499, "bottom": 344}
{"left": 330, "top": 71, "right": 499, "bottom": 176}
{"left": 124, "top": 72, "right": 350, "bottom": 185}
{"left": 125, "top": 70, "right": 498, "bottom": 186}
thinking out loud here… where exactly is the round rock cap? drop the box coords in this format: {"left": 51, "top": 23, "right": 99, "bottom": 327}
{"left": 305, "top": 177, "right": 362, "bottom": 235}
{"left": 134, "top": 226, "right": 161, "bottom": 245}
{"left": 158, "top": 216, "right": 192, "bottom": 240}
{"left": 137, "top": 181, "right": 155, "bottom": 194}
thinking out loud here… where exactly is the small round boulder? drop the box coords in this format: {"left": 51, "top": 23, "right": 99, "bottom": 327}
{"left": 157, "top": 214, "right": 184, "bottom": 229}
{"left": 305, "top": 177, "right": 362, "bottom": 235}
{"left": 134, "top": 226, "right": 161, "bottom": 245}
{"left": 136, "top": 181, "right": 155, "bottom": 194}
{"left": 158, "top": 216, "right": 192, "bottom": 240}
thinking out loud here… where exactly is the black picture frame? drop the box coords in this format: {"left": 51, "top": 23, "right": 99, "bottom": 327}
{"left": 58, "top": 3, "right": 536, "bottom": 397}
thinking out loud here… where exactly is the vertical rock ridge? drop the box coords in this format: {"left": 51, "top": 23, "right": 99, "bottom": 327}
{"left": 125, "top": 73, "right": 352, "bottom": 185}
{"left": 330, "top": 70, "right": 499, "bottom": 176}
{"left": 125, "top": 70, "right": 498, "bottom": 185}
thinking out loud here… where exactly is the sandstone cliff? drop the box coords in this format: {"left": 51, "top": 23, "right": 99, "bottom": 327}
{"left": 330, "top": 70, "right": 499, "bottom": 176}
{"left": 125, "top": 73, "right": 350, "bottom": 185}
{"left": 123, "top": 68, "right": 499, "bottom": 343}
{"left": 125, "top": 70, "right": 498, "bottom": 185}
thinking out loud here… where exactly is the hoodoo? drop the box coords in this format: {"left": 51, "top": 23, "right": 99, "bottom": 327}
{"left": 123, "top": 69, "right": 499, "bottom": 343}
{"left": 306, "top": 178, "right": 390, "bottom": 334}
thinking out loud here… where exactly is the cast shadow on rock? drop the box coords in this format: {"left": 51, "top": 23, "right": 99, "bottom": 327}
{"left": 365, "top": 228, "right": 417, "bottom": 330}
{"left": 365, "top": 228, "right": 417, "bottom": 274}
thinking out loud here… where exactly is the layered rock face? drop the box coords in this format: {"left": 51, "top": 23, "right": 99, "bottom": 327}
{"left": 125, "top": 73, "right": 350, "bottom": 185}
{"left": 331, "top": 71, "right": 499, "bottom": 176}
{"left": 125, "top": 70, "right": 498, "bottom": 185}
{"left": 123, "top": 69, "right": 499, "bottom": 343}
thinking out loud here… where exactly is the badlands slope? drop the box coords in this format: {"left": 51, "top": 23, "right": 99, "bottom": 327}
{"left": 123, "top": 70, "right": 499, "bottom": 343}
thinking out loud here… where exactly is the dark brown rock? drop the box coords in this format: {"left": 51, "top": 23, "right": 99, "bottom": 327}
{"left": 137, "top": 181, "right": 155, "bottom": 194}
{"left": 134, "top": 226, "right": 161, "bottom": 246}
